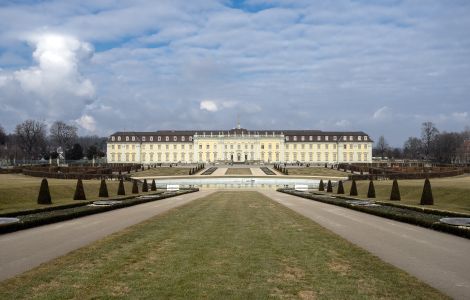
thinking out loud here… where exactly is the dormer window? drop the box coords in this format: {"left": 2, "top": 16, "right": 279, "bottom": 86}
{"left": 182, "top": 136, "right": 185, "bottom": 142}
{"left": 317, "top": 136, "right": 321, "bottom": 141}
{"left": 333, "top": 136, "right": 337, "bottom": 141}
{"left": 309, "top": 136, "right": 313, "bottom": 141}
{"left": 173, "top": 136, "right": 177, "bottom": 141}
{"left": 126, "top": 136, "right": 129, "bottom": 141}
{"left": 150, "top": 136, "right": 153, "bottom": 141}
{"left": 111, "top": 136, "right": 115, "bottom": 141}
{"left": 158, "top": 136, "right": 161, "bottom": 141}
{"left": 166, "top": 136, "right": 169, "bottom": 141}
{"left": 293, "top": 136, "right": 297, "bottom": 141}
{"left": 301, "top": 136, "right": 305, "bottom": 141}
{"left": 325, "top": 136, "right": 329, "bottom": 141}
{"left": 358, "top": 136, "right": 362, "bottom": 141}
{"left": 364, "top": 136, "right": 368, "bottom": 141}
{"left": 132, "top": 136, "right": 135, "bottom": 141}
{"left": 349, "top": 136, "right": 353, "bottom": 141}
{"left": 117, "top": 136, "right": 121, "bottom": 141}
{"left": 189, "top": 136, "right": 193, "bottom": 141}
{"left": 286, "top": 136, "right": 289, "bottom": 141}
{"left": 142, "top": 136, "right": 146, "bottom": 142}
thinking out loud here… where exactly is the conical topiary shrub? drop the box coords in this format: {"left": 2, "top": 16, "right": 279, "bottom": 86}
{"left": 367, "top": 180, "right": 376, "bottom": 198}
{"left": 337, "top": 180, "right": 344, "bottom": 194}
{"left": 142, "top": 179, "right": 148, "bottom": 192}
{"left": 99, "top": 179, "right": 109, "bottom": 198}
{"left": 327, "top": 180, "right": 333, "bottom": 192}
{"left": 117, "top": 179, "right": 126, "bottom": 195}
{"left": 151, "top": 179, "right": 157, "bottom": 191}
{"left": 350, "top": 179, "right": 358, "bottom": 196}
{"left": 319, "top": 179, "right": 324, "bottom": 191}
{"left": 73, "top": 178, "right": 86, "bottom": 200}
{"left": 37, "top": 178, "right": 52, "bottom": 204}
{"left": 390, "top": 179, "right": 401, "bottom": 201}
{"left": 132, "top": 180, "right": 139, "bottom": 194}
{"left": 420, "top": 178, "right": 434, "bottom": 205}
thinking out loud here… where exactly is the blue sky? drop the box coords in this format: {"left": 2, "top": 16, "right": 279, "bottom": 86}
{"left": 0, "top": 0, "right": 469, "bottom": 146}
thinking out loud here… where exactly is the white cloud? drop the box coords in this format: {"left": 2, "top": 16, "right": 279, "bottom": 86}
{"left": 452, "top": 112, "right": 468, "bottom": 120}
{"left": 200, "top": 100, "right": 218, "bottom": 112}
{"left": 0, "top": 32, "right": 95, "bottom": 123}
{"left": 373, "top": 106, "right": 391, "bottom": 120}
{"left": 75, "top": 114, "right": 96, "bottom": 132}
{"left": 335, "top": 119, "right": 350, "bottom": 127}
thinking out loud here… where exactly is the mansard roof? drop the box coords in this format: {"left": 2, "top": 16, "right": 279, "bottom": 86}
{"left": 109, "top": 129, "right": 372, "bottom": 143}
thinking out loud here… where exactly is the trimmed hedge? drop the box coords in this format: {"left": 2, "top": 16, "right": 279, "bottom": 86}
{"left": 390, "top": 179, "right": 401, "bottom": 201}
{"left": 278, "top": 189, "right": 470, "bottom": 239}
{"left": 0, "top": 189, "right": 199, "bottom": 234}
{"left": 37, "top": 178, "right": 51, "bottom": 204}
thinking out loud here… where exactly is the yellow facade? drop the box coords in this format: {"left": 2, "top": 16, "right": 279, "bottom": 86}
{"left": 107, "top": 129, "right": 373, "bottom": 164}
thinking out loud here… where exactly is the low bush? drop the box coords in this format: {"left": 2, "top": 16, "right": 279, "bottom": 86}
{"left": 349, "top": 179, "right": 358, "bottom": 196}
{"left": 132, "top": 180, "right": 139, "bottom": 194}
{"left": 319, "top": 179, "right": 324, "bottom": 191}
{"left": 151, "top": 179, "right": 157, "bottom": 191}
{"left": 420, "top": 178, "right": 434, "bottom": 205}
{"left": 390, "top": 179, "right": 401, "bottom": 201}
{"left": 337, "top": 180, "right": 344, "bottom": 194}
{"left": 37, "top": 178, "right": 52, "bottom": 205}
{"left": 326, "top": 180, "right": 333, "bottom": 193}
{"left": 117, "top": 179, "right": 125, "bottom": 195}
{"left": 142, "top": 179, "right": 149, "bottom": 192}
{"left": 367, "top": 180, "right": 376, "bottom": 198}
{"left": 99, "top": 179, "right": 109, "bottom": 198}
{"left": 73, "top": 178, "right": 86, "bottom": 200}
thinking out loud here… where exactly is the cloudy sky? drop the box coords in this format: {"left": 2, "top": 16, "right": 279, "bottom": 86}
{"left": 0, "top": 0, "right": 469, "bottom": 146}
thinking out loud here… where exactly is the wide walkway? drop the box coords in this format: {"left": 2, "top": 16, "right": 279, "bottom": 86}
{"left": 0, "top": 190, "right": 214, "bottom": 281}
{"left": 261, "top": 190, "right": 470, "bottom": 300}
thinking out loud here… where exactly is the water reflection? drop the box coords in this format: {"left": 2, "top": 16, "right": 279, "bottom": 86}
{"left": 144, "top": 177, "right": 331, "bottom": 190}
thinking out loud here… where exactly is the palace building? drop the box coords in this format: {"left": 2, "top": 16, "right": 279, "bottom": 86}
{"left": 106, "top": 125, "right": 373, "bottom": 164}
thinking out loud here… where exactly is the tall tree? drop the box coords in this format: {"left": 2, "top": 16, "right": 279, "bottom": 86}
{"left": 421, "top": 122, "right": 439, "bottom": 160}
{"left": 66, "top": 143, "right": 84, "bottom": 160}
{"left": 49, "top": 121, "right": 78, "bottom": 157}
{"left": 0, "top": 125, "right": 6, "bottom": 146}
{"left": 375, "top": 135, "right": 389, "bottom": 159}
{"left": 403, "top": 137, "right": 423, "bottom": 159}
{"left": 15, "top": 120, "right": 47, "bottom": 160}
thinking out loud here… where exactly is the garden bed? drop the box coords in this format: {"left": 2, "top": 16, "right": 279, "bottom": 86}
{"left": 278, "top": 188, "right": 470, "bottom": 239}
{"left": 0, "top": 188, "right": 198, "bottom": 234}
{"left": 260, "top": 167, "right": 276, "bottom": 175}
{"left": 201, "top": 167, "right": 217, "bottom": 175}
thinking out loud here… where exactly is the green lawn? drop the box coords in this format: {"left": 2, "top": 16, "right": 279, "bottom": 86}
{"left": 0, "top": 174, "right": 150, "bottom": 214}
{"left": 225, "top": 168, "right": 252, "bottom": 175}
{"left": 135, "top": 167, "right": 190, "bottom": 177}
{"left": 288, "top": 167, "right": 347, "bottom": 177}
{"left": 0, "top": 191, "right": 446, "bottom": 299}
{"left": 341, "top": 175, "right": 470, "bottom": 213}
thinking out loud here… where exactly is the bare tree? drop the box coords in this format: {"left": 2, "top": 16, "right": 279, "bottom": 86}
{"left": 15, "top": 120, "right": 47, "bottom": 161}
{"left": 49, "top": 121, "right": 78, "bottom": 152}
{"left": 375, "top": 135, "right": 389, "bottom": 159}
{"left": 421, "top": 122, "right": 439, "bottom": 159}
{"left": 403, "top": 137, "right": 423, "bottom": 159}
{"left": 0, "top": 125, "right": 6, "bottom": 146}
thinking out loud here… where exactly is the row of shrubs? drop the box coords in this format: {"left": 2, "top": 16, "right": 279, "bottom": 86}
{"left": 278, "top": 189, "right": 470, "bottom": 239}
{"left": 189, "top": 164, "right": 205, "bottom": 175}
{"left": 0, "top": 188, "right": 198, "bottom": 234}
{"left": 273, "top": 164, "right": 288, "bottom": 175}
{"left": 316, "top": 178, "right": 435, "bottom": 205}
{"left": 37, "top": 177, "right": 161, "bottom": 204}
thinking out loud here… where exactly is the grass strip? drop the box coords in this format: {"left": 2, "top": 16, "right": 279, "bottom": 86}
{"left": 0, "top": 191, "right": 446, "bottom": 299}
